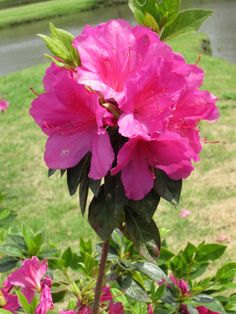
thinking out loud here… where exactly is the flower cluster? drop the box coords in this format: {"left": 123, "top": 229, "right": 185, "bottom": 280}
{"left": 60, "top": 285, "right": 124, "bottom": 314}
{"left": 4, "top": 256, "right": 54, "bottom": 314}
{"left": 30, "top": 19, "right": 218, "bottom": 200}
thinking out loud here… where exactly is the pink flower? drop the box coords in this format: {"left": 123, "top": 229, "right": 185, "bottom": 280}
{"left": 36, "top": 283, "right": 54, "bottom": 314}
{"left": 169, "top": 275, "right": 190, "bottom": 296}
{"left": 112, "top": 132, "right": 194, "bottom": 200}
{"left": 109, "top": 302, "right": 124, "bottom": 314}
{"left": 78, "top": 306, "right": 92, "bottom": 314}
{"left": 7, "top": 256, "right": 48, "bottom": 302}
{"left": 100, "top": 285, "right": 113, "bottom": 303}
{"left": 117, "top": 58, "right": 185, "bottom": 137}
{"left": 147, "top": 304, "right": 154, "bottom": 314}
{"left": 59, "top": 312, "right": 76, "bottom": 314}
{"left": 0, "top": 289, "right": 19, "bottom": 313}
{"left": 73, "top": 19, "right": 170, "bottom": 102}
{"left": 196, "top": 306, "right": 220, "bottom": 314}
{"left": 180, "top": 209, "right": 192, "bottom": 218}
{"left": 0, "top": 99, "right": 9, "bottom": 112}
{"left": 216, "top": 234, "right": 231, "bottom": 243}
{"left": 30, "top": 68, "right": 114, "bottom": 179}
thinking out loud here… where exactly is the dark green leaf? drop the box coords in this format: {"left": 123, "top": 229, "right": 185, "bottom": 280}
{"left": 79, "top": 156, "right": 91, "bottom": 215}
{"left": 161, "top": 9, "right": 212, "bottom": 41}
{"left": 134, "top": 262, "right": 166, "bottom": 281}
{"left": 48, "top": 169, "right": 56, "bottom": 177}
{"left": 117, "top": 275, "right": 150, "bottom": 302}
{"left": 128, "top": 189, "right": 160, "bottom": 222}
{"left": 154, "top": 169, "right": 182, "bottom": 205}
{"left": 89, "top": 179, "right": 101, "bottom": 197}
{"left": 104, "top": 174, "right": 128, "bottom": 213}
{"left": 89, "top": 187, "right": 123, "bottom": 241}
{"left": 124, "top": 207, "right": 161, "bottom": 261}
{"left": 67, "top": 158, "right": 85, "bottom": 196}
{"left": 0, "top": 256, "right": 18, "bottom": 273}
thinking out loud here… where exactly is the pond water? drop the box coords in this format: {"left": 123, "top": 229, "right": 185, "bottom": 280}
{"left": 0, "top": 0, "right": 236, "bottom": 76}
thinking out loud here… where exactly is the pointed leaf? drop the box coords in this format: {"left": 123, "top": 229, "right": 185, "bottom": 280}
{"left": 67, "top": 158, "right": 86, "bottom": 196}
{"left": 128, "top": 189, "right": 160, "bottom": 222}
{"left": 161, "top": 9, "right": 212, "bottom": 41}
{"left": 89, "top": 187, "right": 124, "bottom": 241}
{"left": 79, "top": 155, "right": 91, "bottom": 215}
{"left": 124, "top": 207, "right": 161, "bottom": 261}
{"left": 89, "top": 179, "right": 101, "bottom": 197}
{"left": 0, "top": 256, "right": 18, "bottom": 273}
{"left": 154, "top": 169, "right": 182, "bottom": 205}
{"left": 134, "top": 262, "right": 166, "bottom": 281}
{"left": 117, "top": 275, "right": 150, "bottom": 302}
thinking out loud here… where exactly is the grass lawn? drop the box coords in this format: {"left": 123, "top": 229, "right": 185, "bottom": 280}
{"left": 0, "top": 0, "right": 103, "bottom": 29}
{"left": 0, "top": 33, "right": 236, "bottom": 261}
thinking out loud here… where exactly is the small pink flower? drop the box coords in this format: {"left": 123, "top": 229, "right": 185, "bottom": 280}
{"left": 0, "top": 288, "right": 19, "bottom": 313}
{"left": 196, "top": 306, "right": 220, "bottom": 314}
{"left": 147, "top": 304, "right": 154, "bottom": 314}
{"left": 169, "top": 275, "right": 190, "bottom": 296}
{"left": 216, "top": 234, "right": 231, "bottom": 243}
{"left": 36, "top": 283, "right": 54, "bottom": 314}
{"left": 0, "top": 99, "right": 9, "bottom": 112}
{"left": 7, "top": 256, "right": 48, "bottom": 302}
{"left": 100, "top": 285, "right": 113, "bottom": 303}
{"left": 180, "top": 209, "right": 192, "bottom": 218}
{"left": 109, "top": 302, "right": 124, "bottom": 314}
{"left": 78, "top": 306, "right": 92, "bottom": 314}
{"left": 30, "top": 67, "right": 114, "bottom": 179}
{"left": 59, "top": 312, "right": 75, "bottom": 314}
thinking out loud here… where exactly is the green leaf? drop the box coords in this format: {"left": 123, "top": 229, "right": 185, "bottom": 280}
{"left": 0, "top": 310, "right": 13, "bottom": 314}
{"left": 0, "top": 208, "right": 17, "bottom": 229}
{"left": 196, "top": 243, "right": 226, "bottom": 262}
{"left": 88, "top": 187, "right": 124, "bottom": 241}
{"left": 134, "top": 262, "right": 166, "bottom": 281}
{"left": 124, "top": 207, "right": 161, "bottom": 261}
{"left": 89, "top": 179, "right": 101, "bottom": 197}
{"left": 192, "top": 294, "right": 226, "bottom": 313}
{"left": 48, "top": 169, "right": 56, "bottom": 177}
{"left": 67, "top": 158, "right": 85, "bottom": 196}
{"left": 215, "top": 262, "right": 236, "bottom": 283}
{"left": 38, "top": 34, "right": 69, "bottom": 61}
{"left": 104, "top": 174, "right": 128, "bottom": 213}
{"left": 128, "top": 189, "right": 160, "bottom": 222}
{"left": 154, "top": 169, "right": 182, "bottom": 205}
{"left": 79, "top": 155, "right": 91, "bottom": 215}
{"left": 0, "top": 256, "right": 18, "bottom": 273}
{"left": 161, "top": 9, "right": 212, "bottom": 41}
{"left": 117, "top": 275, "right": 150, "bottom": 302}
{"left": 128, "top": 0, "right": 160, "bottom": 24}
{"left": 16, "top": 291, "right": 32, "bottom": 314}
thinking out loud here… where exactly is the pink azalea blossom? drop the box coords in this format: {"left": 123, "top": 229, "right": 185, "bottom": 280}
{"left": 7, "top": 256, "right": 47, "bottom": 302}
{"left": 112, "top": 132, "right": 194, "bottom": 200}
{"left": 30, "top": 68, "right": 114, "bottom": 179}
{"left": 100, "top": 285, "right": 113, "bottom": 303}
{"left": 196, "top": 306, "right": 220, "bottom": 314}
{"left": 73, "top": 19, "right": 171, "bottom": 102}
{"left": 36, "top": 283, "right": 54, "bottom": 314}
{"left": 0, "top": 288, "right": 19, "bottom": 313}
{"left": 108, "top": 302, "right": 124, "bottom": 314}
{"left": 169, "top": 275, "right": 189, "bottom": 296}
{"left": 180, "top": 209, "right": 192, "bottom": 218}
{"left": 0, "top": 99, "right": 9, "bottom": 112}
{"left": 59, "top": 312, "right": 76, "bottom": 314}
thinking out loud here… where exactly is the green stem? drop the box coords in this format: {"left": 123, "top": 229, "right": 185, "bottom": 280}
{"left": 92, "top": 239, "right": 109, "bottom": 314}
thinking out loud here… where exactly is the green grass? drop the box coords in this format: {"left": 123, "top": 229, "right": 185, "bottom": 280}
{"left": 0, "top": 33, "right": 236, "bottom": 260}
{"left": 0, "top": 0, "right": 102, "bottom": 29}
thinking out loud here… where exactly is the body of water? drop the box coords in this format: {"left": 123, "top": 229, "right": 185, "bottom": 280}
{"left": 0, "top": 0, "right": 236, "bottom": 76}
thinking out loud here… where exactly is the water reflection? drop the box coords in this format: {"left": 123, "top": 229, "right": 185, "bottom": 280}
{"left": 0, "top": 0, "right": 235, "bottom": 76}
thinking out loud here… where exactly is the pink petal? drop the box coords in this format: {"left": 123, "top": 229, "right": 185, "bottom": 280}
{"left": 89, "top": 132, "right": 115, "bottom": 180}
{"left": 0, "top": 99, "right": 9, "bottom": 112}
{"left": 45, "top": 131, "right": 93, "bottom": 170}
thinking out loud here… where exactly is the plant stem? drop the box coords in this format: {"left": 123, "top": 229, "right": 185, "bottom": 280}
{"left": 92, "top": 239, "right": 109, "bottom": 314}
